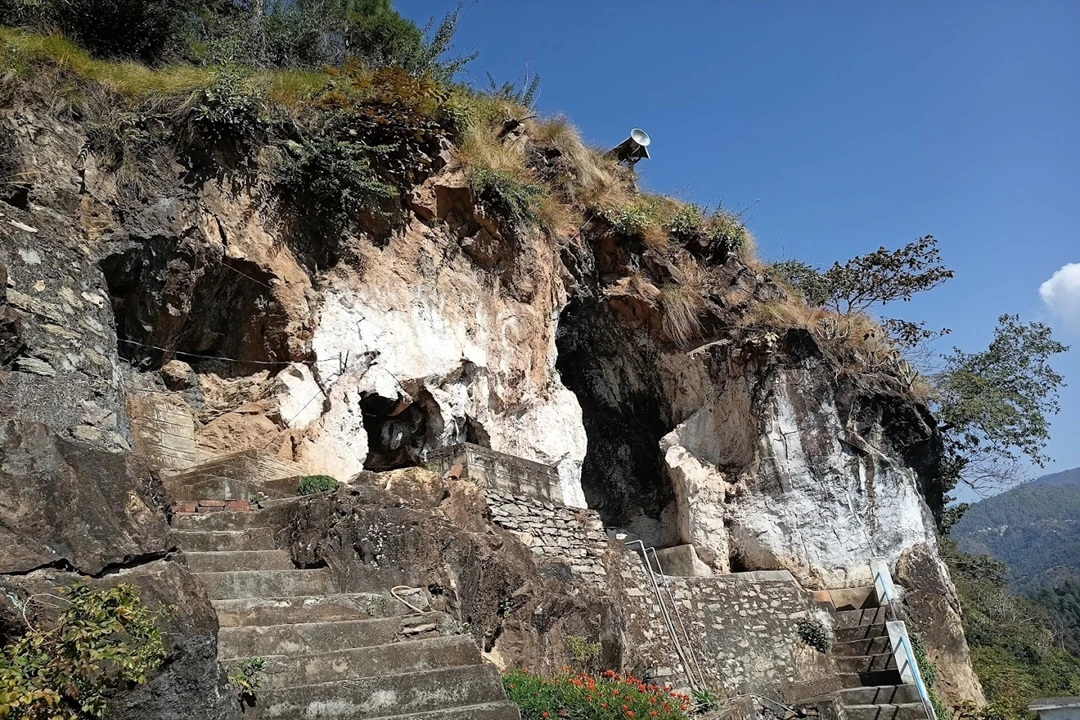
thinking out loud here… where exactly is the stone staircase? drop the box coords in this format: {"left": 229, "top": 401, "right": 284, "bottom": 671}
{"left": 172, "top": 504, "right": 520, "bottom": 719}
{"left": 832, "top": 604, "right": 926, "bottom": 720}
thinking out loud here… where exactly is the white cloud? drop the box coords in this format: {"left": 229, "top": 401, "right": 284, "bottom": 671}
{"left": 1039, "top": 263, "right": 1080, "bottom": 333}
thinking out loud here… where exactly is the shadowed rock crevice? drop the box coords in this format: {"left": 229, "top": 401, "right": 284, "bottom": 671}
{"left": 555, "top": 298, "right": 676, "bottom": 538}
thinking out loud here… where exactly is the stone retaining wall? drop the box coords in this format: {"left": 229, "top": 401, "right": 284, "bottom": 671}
{"left": 427, "top": 443, "right": 563, "bottom": 504}
{"left": 484, "top": 489, "right": 608, "bottom": 584}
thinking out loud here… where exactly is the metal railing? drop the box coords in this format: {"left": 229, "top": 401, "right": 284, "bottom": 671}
{"left": 873, "top": 569, "right": 937, "bottom": 720}
{"left": 624, "top": 540, "right": 700, "bottom": 691}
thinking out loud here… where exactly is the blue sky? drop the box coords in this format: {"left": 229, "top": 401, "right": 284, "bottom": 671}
{"left": 398, "top": 1, "right": 1080, "bottom": 492}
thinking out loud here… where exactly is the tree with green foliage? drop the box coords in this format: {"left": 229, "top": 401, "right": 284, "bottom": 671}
{"left": 771, "top": 236, "right": 953, "bottom": 348}
{"left": 935, "top": 314, "right": 1068, "bottom": 495}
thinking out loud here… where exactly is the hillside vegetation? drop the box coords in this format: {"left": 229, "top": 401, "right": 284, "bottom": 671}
{"left": 953, "top": 468, "right": 1080, "bottom": 591}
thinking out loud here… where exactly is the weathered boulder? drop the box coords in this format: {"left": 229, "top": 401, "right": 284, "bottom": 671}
{"left": 896, "top": 543, "right": 986, "bottom": 706}
{"left": 0, "top": 419, "right": 168, "bottom": 574}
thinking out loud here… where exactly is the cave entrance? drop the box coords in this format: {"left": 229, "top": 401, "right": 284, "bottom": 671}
{"left": 555, "top": 298, "right": 676, "bottom": 544}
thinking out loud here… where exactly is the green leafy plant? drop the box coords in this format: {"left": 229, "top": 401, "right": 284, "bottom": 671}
{"left": 503, "top": 668, "right": 691, "bottom": 720}
{"left": 227, "top": 657, "right": 266, "bottom": 705}
{"left": 485, "top": 70, "right": 541, "bottom": 109}
{"left": 469, "top": 168, "right": 545, "bottom": 229}
{"left": 0, "top": 583, "right": 167, "bottom": 720}
{"left": 297, "top": 474, "right": 338, "bottom": 496}
{"left": 705, "top": 209, "right": 750, "bottom": 254}
{"left": 278, "top": 137, "right": 396, "bottom": 221}
{"left": 564, "top": 634, "right": 601, "bottom": 673}
{"left": 796, "top": 618, "right": 830, "bottom": 653}
{"left": 606, "top": 200, "right": 657, "bottom": 237}
{"left": 691, "top": 687, "right": 721, "bottom": 713}
{"left": 666, "top": 204, "right": 705, "bottom": 241}
{"left": 190, "top": 68, "right": 268, "bottom": 144}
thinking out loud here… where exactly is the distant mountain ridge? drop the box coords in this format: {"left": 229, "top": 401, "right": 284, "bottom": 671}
{"left": 952, "top": 466, "right": 1080, "bottom": 592}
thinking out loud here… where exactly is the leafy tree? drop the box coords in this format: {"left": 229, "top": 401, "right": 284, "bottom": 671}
{"left": 820, "top": 235, "right": 954, "bottom": 314}
{"left": 935, "top": 314, "right": 1068, "bottom": 493}
{"left": 771, "top": 236, "right": 953, "bottom": 347}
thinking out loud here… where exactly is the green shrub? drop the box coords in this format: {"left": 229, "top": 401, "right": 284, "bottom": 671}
{"left": 606, "top": 200, "right": 657, "bottom": 237}
{"left": 706, "top": 209, "right": 750, "bottom": 253}
{"left": 564, "top": 634, "right": 601, "bottom": 673}
{"left": 227, "top": 657, "right": 266, "bottom": 705}
{"left": 503, "top": 668, "right": 691, "bottom": 720}
{"left": 691, "top": 687, "right": 721, "bottom": 713}
{"left": 771, "top": 260, "right": 830, "bottom": 307}
{"left": 469, "top": 168, "right": 545, "bottom": 230}
{"left": 666, "top": 204, "right": 705, "bottom": 241}
{"left": 279, "top": 138, "right": 396, "bottom": 221}
{"left": 0, "top": 583, "right": 167, "bottom": 719}
{"left": 190, "top": 68, "right": 269, "bottom": 145}
{"left": 796, "top": 618, "right": 830, "bottom": 653}
{"left": 297, "top": 474, "right": 338, "bottom": 496}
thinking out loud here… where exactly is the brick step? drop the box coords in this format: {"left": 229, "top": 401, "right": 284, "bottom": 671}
{"left": 836, "top": 652, "right": 897, "bottom": 674}
{"left": 171, "top": 528, "right": 276, "bottom": 552}
{"left": 240, "top": 664, "right": 507, "bottom": 720}
{"left": 213, "top": 593, "right": 406, "bottom": 627}
{"left": 836, "top": 623, "right": 889, "bottom": 643}
{"left": 372, "top": 702, "right": 521, "bottom": 720}
{"left": 844, "top": 703, "right": 926, "bottom": 720}
{"left": 259, "top": 635, "right": 483, "bottom": 688}
{"left": 173, "top": 510, "right": 273, "bottom": 532}
{"left": 840, "top": 685, "right": 921, "bottom": 706}
{"left": 218, "top": 613, "right": 454, "bottom": 660}
{"left": 840, "top": 670, "right": 904, "bottom": 689}
{"left": 835, "top": 635, "right": 893, "bottom": 657}
{"left": 197, "top": 569, "right": 335, "bottom": 600}
{"left": 185, "top": 550, "right": 294, "bottom": 573}
{"left": 835, "top": 607, "right": 890, "bottom": 629}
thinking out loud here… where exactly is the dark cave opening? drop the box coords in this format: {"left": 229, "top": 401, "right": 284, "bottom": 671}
{"left": 555, "top": 298, "right": 676, "bottom": 535}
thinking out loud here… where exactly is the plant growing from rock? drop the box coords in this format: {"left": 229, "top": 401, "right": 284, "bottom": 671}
{"left": 297, "top": 474, "right": 338, "bottom": 496}
{"left": 278, "top": 137, "right": 396, "bottom": 224}
{"left": 503, "top": 668, "right": 692, "bottom": 720}
{"left": 691, "top": 687, "right": 721, "bottom": 713}
{"left": 469, "top": 167, "right": 546, "bottom": 230}
{"left": 227, "top": 657, "right": 266, "bottom": 706}
{"left": 0, "top": 583, "right": 166, "bottom": 720}
{"left": 564, "top": 634, "right": 601, "bottom": 674}
{"left": 796, "top": 618, "right": 831, "bottom": 653}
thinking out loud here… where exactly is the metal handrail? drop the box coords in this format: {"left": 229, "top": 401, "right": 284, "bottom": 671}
{"left": 624, "top": 540, "right": 699, "bottom": 691}
{"left": 873, "top": 570, "right": 937, "bottom": 720}
{"left": 645, "top": 547, "right": 709, "bottom": 690}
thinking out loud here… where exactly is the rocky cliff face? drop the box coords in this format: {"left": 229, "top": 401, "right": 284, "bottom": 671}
{"left": 0, "top": 76, "right": 980, "bottom": 709}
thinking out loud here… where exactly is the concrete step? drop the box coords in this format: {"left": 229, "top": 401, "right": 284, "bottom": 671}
{"left": 840, "top": 670, "right": 904, "bottom": 689}
{"left": 835, "top": 635, "right": 893, "bottom": 657}
{"left": 841, "top": 685, "right": 921, "bottom": 706}
{"left": 836, "top": 622, "right": 889, "bottom": 643}
{"left": 243, "top": 664, "right": 508, "bottom": 720}
{"left": 198, "top": 569, "right": 335, "bottom": 600}
{"left": 837, "top": 652, "right": 897, "bottom": 674}
{"left": 218, "top": 613, "right": 454, "bottom": 659}
{"left": 213, "top": 593, "right": 405, "bottom": 627}
{"left": 173, "top": 510, "right": 273, "bottom": 531}
{"left": 844, "top": 703, "right": 926, "bottom": 720}
{"left": 373, "top": 702, "right": 521, "bottom": 720}
{"left": 836, "top": 607, "right": 890, "bottom": 629}
{"left": 185, "top": 550, "right": 294, "bottom": 573}
{"left": 164, "top": 475, "right": 297, "bottom": 502}
{"left": 262, "top": 635, "right": 482, "bottom": 688}
{"left": 172, "top": 528, "right": 276, "bottom": 552}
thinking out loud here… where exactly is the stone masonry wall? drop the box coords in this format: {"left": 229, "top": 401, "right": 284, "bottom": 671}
{"left": 484, "top": 488, "right": 608, "bottom": 585}
{"left": 428, "top": 443, "right": 563, "bottom": 504}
